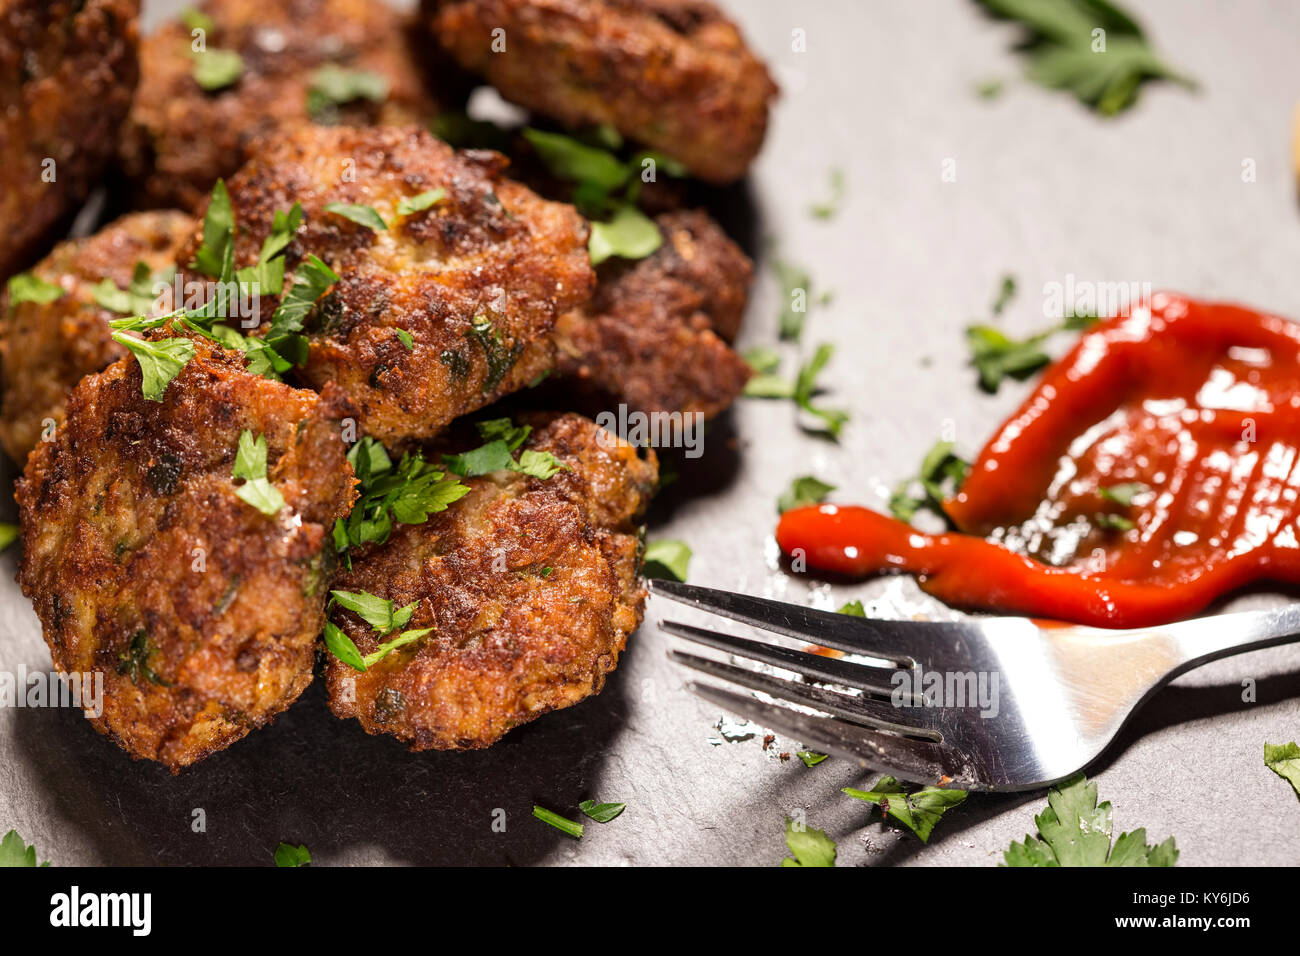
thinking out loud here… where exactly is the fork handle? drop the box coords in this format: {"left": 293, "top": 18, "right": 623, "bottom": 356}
{"left": 1163, "top": 603, "right": 1300, "bottom": 677}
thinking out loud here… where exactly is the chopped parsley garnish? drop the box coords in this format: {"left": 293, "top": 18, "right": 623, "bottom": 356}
{"left": 844, "top": 775, "right": 968, "bottom": 843}
{"left": 231, "top": 430, "right": 284, "bottom": 516}
{"left": 743, "top": 344, "right": 849, "bottom": 440}
{"left": 1003, "top": 775, "right": 1178, "bottom": 866}
{"left": 888, "top": 440, "right": 970, "bottom": 525}
{"left": 781, "top": 816, "right": 836, "bottom": 867}
{"left": 797, "top": 751, "right": 829, "bottom": 767}
{"left": 578, "top": 800, "right": 626, "bottom": 823}
{"left": 534, "top": 805, "right": 584, "bottom": 839}
{"left": 441, "top": 418, "right": 567, "bottom": 479}
{"left": 976, "top": 0, "right": 1194, "bottom": 116}
{"left": 333, "top": 437, "right": 469, "bottom": 556}
{"left": 809, "top": 167, "right": 846, "bottom": 220}
{"left": 1094, "top": 512, "right": 1135, "bottom": 532}
{"left": 0, "top": 829, "right": 49, "bottom": 867}
{"left": 395, "top": 328, "right": 414, "bottom": 351}
{"left": 324, "top": 588, "right": 432, "bottom": 672}
{"left": 234, "top": 202, "right": 303, "bottom": 296}
{"left": 117, "top": 630, "right": 169, "bottom": 686}
{"left": 396, "top": 188, "right": 446, "bottom": 217}
{"left": 742, "top": 346, "right": 781, "bottom": 376}
{"left": 191, "top": 180, "right": 234, "bottom": 279}
{"left": 1265, "top": 741, "right": 1300, "bottom": 799}
{"left": 306, "top": 64, "right": 389, "bottom": 123}
{"left": 180, "top": 6, "right": 214, "bottom": 34}
{"left": 465, "top": 315, "right": 523, "bottom": 393}
{"left": 966, "top": 324, "right": 1053, "bottom": 391}
{"left": 273, "top": 842, "right": 311, "bottom": 867}
{"left": 991, "top": 273, "right": 1017, "bottom": 315}
{"left": 778, "top": 475, "right": 835, "bottom": 514}
{"left": 0, "top": 523, "right": 19, "bottom": 552}
{"left": 837, "top": 600, "right": 866, "bottom": 617}
{"left": 588, "top": 203, "right": 662, "bottom": 265}
{"left": 323, "top": 202, "right": 387, "bottom": 232}
{"left": 1099, "top": 482, "right": 1148, "bottom": 507}
{"left": 521, "top": 127, "right": 679, "bottom": 265}
{"left": 6, "top": 272, "right": 63, "bottom": 306}
{"left": 93, "top": 261, "right": 164, "bottom": 315}
{"left": 773, "top": 259, "right": 812, "bottom": 341}
{"left": 193, "top": 48, "right": 243, "bottom": 92}
{"left": 642, "top": 539, "right": 692, "bottom": 582}
{"left": 109, "top": 332, "right": 196, "bottom": 402}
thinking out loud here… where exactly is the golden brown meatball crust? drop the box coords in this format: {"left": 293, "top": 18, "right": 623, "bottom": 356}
{"left": 0, "top": 210, "right": 193, "bottom": 463}
{"left": 428, "top": 0, "right": 777, "bottom": 183}
{"left": 120, "top": 0, "right": 448, "bottom": 211}
{"left": 184, "top": 124, "right": 594, "bottom": 445}
{"left": 0, "top": 0, "right": 140, "bottom": 277}
{"left": 555, "top": 209, "right": 752, "bottom": 417}
{"left": 324, "top": 412, "right": 657, "bottom": 750}
{"left": 16, "top": 332, "right": 357, "bottom": 771}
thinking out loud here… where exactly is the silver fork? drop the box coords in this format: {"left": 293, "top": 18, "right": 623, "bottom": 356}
{"left": 649, "top": 579, "right": 1300, "bottom": 792}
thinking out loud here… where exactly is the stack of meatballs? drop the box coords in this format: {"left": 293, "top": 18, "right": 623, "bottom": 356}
{"left": 0, "top": 0, "right": 775, "bottom": 771}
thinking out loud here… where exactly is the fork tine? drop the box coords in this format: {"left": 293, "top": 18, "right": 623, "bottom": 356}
{"left": 687, "top": 682, "right": 979, "bottom": 788}
{"left": 660, "top": 619, "right": 901, "bottom": 697}
{"left": 669, "top": 650, "right": 941, "bottom": 739}
{"left": 647, "top": 579, "right": 934, "bottom": 663}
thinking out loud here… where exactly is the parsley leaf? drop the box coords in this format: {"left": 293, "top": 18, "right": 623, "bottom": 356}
{"left": 191, "top": 179, "right": 234, "bottom": 279}
{"left": 743, "top": 344, "right": 848, "bottom": 439}
{"left": 6, "top": 272, "right": 63, "bottom": 306}
{"left": 306, "top": 64, "right": 389, "bottom": 123}
{"left": 274, "top": 842, "right": 311, "bottom": 867}
{"left": 643, "top": 539, "right": 692, "bottom": 582}
{"left": 0, "top": 829, "right": 49, "bottom": 867}
{"left": 1099, "top": 482, "right": 1148, "bottom": 507}
{"left": 231, "top": 430, "right": 285, "bottom": 516}
{"left": 0, "top": 523, "right": 18, "bottom": 552}
{"left": 976, "top": 0, "right": 1195, "bottom": 116}
{"left": 967, "top": 324, "right": 1052, "bottom": 391}
{"left": 578, "top": 800, "right": 626, "bottom": 823}
{"left": 441, "top": 418, "right": 567, "bottom": 479}
{"left": 523, "top": 128, "right": 630, "bottom": 192}
{"left": 322, "top": 622, "right": 366, "bottom": 671}
{"left": 94, "top": 261, "right": 173, "bottom": 316}
{"left": 396, "top": 188, "right": 446, "bottom": 216}
{"left": 534, "top": 805, "right": 584, "bottom": 839}
{"left": 330, "top": 589, "right": 418, "bottom": 634}
{"left": 193, "top": 48, "right": 243, "bottom": 91}
{"left": 1265, "top": 741, "right": 1300, "bottom": 799}
{"left": 1003, "top": 775, "right": 1178, "bottom": 866}
{"left": 180, "top": 6, "right": 214, "bottom": 34}
{"left": 1094, "top": 512, "right": 1135, "bottom": 532}
{"left": 991, "top": 273, "right": 1017, "bottom": 315}
{"left": 324, "top": 202, "right": 387, "bottom": 232}
{"left": 334, "top": 437, "right": 468, "bottom": 555}
{"left": 588, "top": 202, "right": 662, "bottom": 265}
{"left": 797, "top": 750, "right": 829, "bottom": 767}
{"left": 110, "top": 333, "right": 196, "bottom": 402}
{"left": 268, "top": 254, "right": 339, "bottom": 342}
{"left": 837, "top": 600, "right": 866, "bottom": 617}
{"left": 888, "top": 440, "right": 970, "bottom": 524}
{"left": 117, "top": 630, "right": 169, "bottom": 686}
{"left": 781, "top": 817, "right": 836, "bottom": 867}
{"left": 778, "top": 475, "right": 835, "bottom": 513}
{"left": 809, "top": 167, "right": 846, "bottom": 220}
{"left": 844, "top": 775, "right": 968, "bottom": 843}
{"left": 773, "top": 259, "right": 812, "bottom": 341}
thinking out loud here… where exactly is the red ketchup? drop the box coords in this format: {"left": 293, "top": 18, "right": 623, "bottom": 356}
{"left": 777, "top": 293, "right": 1300, "bottom": 628}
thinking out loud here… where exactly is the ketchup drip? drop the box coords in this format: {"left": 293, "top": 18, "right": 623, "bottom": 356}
{"left": 777, "top": 293, "right": 1300, "bottom": 628}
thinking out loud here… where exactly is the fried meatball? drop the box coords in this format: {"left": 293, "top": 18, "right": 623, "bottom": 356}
{"left": 16, "top": 331, "right": 357, "bottom": 771}
{"left": 120, "top": 0, "right": 453, "bottom": 211}
{"left": 555, "top": 209, "right": 752, "bottom": 417}
{"left": 0, "top": 210, "right": 193, "bottom": 463}
{"left": 427, "top": 0, "right": 778, "bottom": 183}
{"left": 324, "top": 412, "right": 656, "bottom": 749}
{"left": 184, "top": 124, "right": 594, "bottom": 445}
{"left": 0, "top": 0, "right": 140, "bottom": 277}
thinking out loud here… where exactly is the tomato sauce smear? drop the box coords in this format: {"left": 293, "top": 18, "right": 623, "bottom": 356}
{"left": 777, "top": 293, "right": 1300, "bottom": 628}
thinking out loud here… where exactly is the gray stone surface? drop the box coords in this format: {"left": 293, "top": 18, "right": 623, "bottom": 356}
{"left": 1, "top": 0, "right": 1298, "bottom": 866}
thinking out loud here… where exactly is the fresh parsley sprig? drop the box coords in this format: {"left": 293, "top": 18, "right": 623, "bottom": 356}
{"left": 844, "top": 775, "right": 968, "bottom": 843}
{"left": 1003, "top": 775, "right": 1178, "bottom": 866}
{"left": 781, "top": 816, "right": 836, "bottom": 867}
{"left": 888, "top": 440, "right": 971, "bottom": 525}
{"left": 231, "top": 430, "right": 285, "bottom": 516}
{"left": 441, "top": 418, "right": 568, "bottom": 480}
{"left": 743, "top": 344, "right": 849, "bottom": 440}
{"left": 333, "top": 437, "right": 469, "bottom": 558}
{"left": 323, "top": 588, "right": 432, "bottom": 672}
